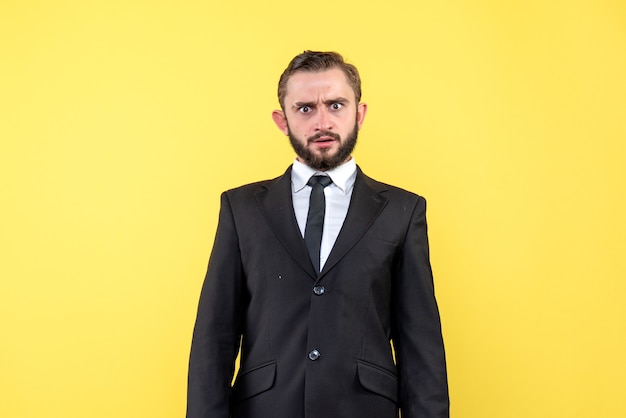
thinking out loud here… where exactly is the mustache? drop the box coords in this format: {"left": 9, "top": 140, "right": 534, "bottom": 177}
{"left": 308, "top": 131, "right": 341, "bottom": 142}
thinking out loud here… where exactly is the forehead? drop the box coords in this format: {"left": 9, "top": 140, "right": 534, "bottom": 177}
{"left": 285, "top": 68, "right": 354, "bottom": 102}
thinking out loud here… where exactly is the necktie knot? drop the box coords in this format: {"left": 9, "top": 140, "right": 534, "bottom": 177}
{"left": 307, "top": 175, "right": 332, "bottom": 188}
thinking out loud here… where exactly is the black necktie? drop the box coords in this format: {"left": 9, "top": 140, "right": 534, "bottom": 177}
{"left": 305, "top": 175, "right": 333, "bottom": 272}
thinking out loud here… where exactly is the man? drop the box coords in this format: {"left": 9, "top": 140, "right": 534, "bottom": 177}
{"left": 187, "top": 51, "right": 449, "bottom": 418}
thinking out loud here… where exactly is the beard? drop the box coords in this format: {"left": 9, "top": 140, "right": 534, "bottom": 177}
{"left": 288, "top": 121, "right": 359, "bottom": 171}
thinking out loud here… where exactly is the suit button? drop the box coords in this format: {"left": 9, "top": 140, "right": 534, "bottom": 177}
{"left": 313, "top": 286, "right": 325, "bottom": 295}
{"left": 308, "top": 349, "right": 320, "bottom": 361}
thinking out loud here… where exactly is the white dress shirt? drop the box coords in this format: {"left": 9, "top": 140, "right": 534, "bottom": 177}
{"left": 291, "top": 158, "right": 357, "bottom": 270}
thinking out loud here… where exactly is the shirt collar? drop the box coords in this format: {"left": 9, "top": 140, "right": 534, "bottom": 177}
{"left": 291, "top": 158, "right": 357, "bottom": 195}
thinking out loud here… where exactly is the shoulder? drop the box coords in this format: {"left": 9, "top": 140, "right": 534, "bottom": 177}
{"left": 357, "top": 167, "right": 426, "bottom": 205}
{"left": 225, "top": 178, "right": 275, "bottom": 195}
{"left": 221, "top": 167, "right": 291, "bottom": 200}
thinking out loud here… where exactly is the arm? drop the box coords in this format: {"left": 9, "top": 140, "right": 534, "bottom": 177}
{"left": 392, "top": 197, "right": 449, "bottom": 418}
{"left": 187, "top": 192, "right": 244, "bottom": 418}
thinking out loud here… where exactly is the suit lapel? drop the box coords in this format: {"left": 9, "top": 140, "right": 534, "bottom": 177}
{"left": 320, "top": 168, "right": 388, "bottom": 277}
{"left": 256, "top": 166, "right": 389, "bottom": 280}
{"left": 256, "top": 167, "right": 317, "bottom": 279}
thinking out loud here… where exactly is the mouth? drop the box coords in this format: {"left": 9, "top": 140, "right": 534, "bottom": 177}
{"left": 314, "top": 136, "right": 336, "bottom": 143}
{"left": 311, "top": 138, "right": 336, "bottom": 149}
{"left": 309, "top": 132, "right": 340, "bottom": 148}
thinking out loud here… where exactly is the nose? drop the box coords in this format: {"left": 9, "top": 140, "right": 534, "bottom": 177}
{"left": 314, "top": 107, "right": 332, "bottom": 131}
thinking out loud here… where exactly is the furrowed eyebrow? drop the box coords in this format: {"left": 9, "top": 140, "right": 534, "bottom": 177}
{"left": 292, "top": 97, "right": 350, "bottom": 109}
{"left": 323, "top": 97, "right": 349, "bottom": 105}
{"left": 293, "top": 102, "right": 316, "bottom": 108}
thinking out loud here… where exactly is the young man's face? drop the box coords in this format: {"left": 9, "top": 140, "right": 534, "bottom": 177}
{"left": 272, "top": 68, "right": 367, "bottom": 171}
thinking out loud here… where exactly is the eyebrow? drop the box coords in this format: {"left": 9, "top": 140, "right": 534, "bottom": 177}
{"left": 292, "top": 97, "right": 350, "bottom": 108}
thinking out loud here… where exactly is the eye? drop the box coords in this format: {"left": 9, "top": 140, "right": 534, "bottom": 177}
{"left": 299, "top": 105, "right": 312, "bottom": 113}
{"left": 330, "top": 102, "right": 343, "bottom": 110}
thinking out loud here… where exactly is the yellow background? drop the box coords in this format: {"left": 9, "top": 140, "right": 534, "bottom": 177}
{"left": 1, "top": 1, "right": 625, "bottom": 417}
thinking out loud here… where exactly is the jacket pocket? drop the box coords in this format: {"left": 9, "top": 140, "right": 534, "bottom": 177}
{"left": 231, "top": 360, "right": 277, "bottom": 402}
{"left": 356, "top": 359, "right": 399, "bottom": 403}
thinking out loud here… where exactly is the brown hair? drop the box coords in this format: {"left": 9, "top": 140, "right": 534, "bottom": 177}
{"left": 277, "top": 51, "right": 362, "bottom": 109}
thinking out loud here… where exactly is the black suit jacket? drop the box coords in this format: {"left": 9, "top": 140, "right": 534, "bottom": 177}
{"left": 188, "top": 166, "right": 449, "bottom": 418}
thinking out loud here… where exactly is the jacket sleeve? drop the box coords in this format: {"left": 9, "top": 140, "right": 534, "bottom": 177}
{"left": 187, "top": 192, "right": 244, "bottom": 418}
{"left": 392, "top": 196, "right": 449, "bottom": 418}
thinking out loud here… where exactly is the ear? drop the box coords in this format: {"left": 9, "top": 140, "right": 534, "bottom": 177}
{"left": 272, "top": 110, "right": 289, "bottom": 135}
{"left": 356, "top": 102, "right": 368, "bottom": 130}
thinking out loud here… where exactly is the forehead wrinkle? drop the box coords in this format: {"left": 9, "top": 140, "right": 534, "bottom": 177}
{"left": 285, "top": 69, "right": 355, "bottom": 104}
